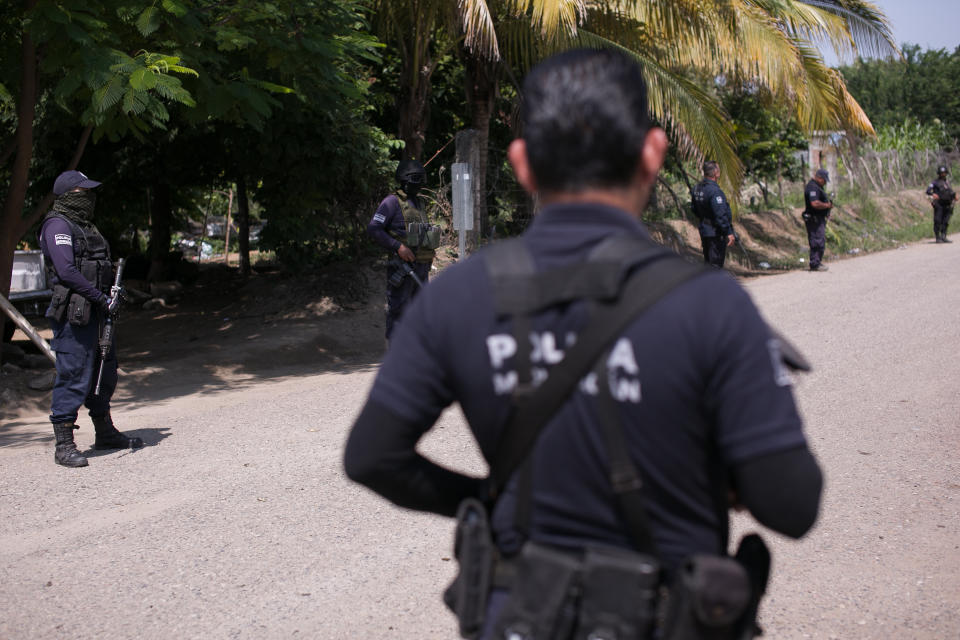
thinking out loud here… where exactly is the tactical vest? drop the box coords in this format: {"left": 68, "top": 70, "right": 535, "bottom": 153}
{"left": 392, "top": 192, "right": 440, "bottom": 263}
{"left": 41, "top": 212, "right": 114, "bottom": 295}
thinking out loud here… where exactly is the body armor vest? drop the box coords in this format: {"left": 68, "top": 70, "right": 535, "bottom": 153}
{"left": 42, "top": 212, "right": 114, "bottom": 295}
{"left": 391, "top": 192, "right": 440, "bottom": 263}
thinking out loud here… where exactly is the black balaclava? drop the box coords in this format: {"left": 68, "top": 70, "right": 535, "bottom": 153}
{"left": 52, "top": 190, "right": 97, "bottom": 224}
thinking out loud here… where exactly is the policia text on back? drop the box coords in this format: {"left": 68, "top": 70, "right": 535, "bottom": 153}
{"left": 443, "top": 235, "right": 807, "bottom": 640}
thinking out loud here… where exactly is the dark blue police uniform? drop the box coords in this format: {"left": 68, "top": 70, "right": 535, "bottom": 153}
{"left": 359, "top": 203, "right": 809, "bottom": 570}
{"left": 926, "top": 177, "right": 954, "bottom": 242}
{"left": 39, "top": 215, "right": 116, "bottom": 424}
{"left": 803, "top": 179, "right": 831, "bottom": 270}
{"left": 692, "top": 179, "right": 734, "bottom": 267}
{"left": 367, "top": 192, "right": 431, "bottom": 339}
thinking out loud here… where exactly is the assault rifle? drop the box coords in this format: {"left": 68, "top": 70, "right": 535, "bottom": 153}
{"left": 388, "top": 259, "right": 424, "bottom": 289}
{"left": 94, "top": 258, "right": 125, "bottom": 395}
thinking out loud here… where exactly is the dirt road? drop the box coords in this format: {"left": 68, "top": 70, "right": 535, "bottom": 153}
{"left": 1, "top": 239, "right": 958, "bottom": 639}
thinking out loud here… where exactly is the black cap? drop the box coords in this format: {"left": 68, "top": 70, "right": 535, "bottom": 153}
{"left": 53, "top": 170, "right": 101, "bottom": 196}
{"left": 814, "top": 169, "right": 829, "bottom": 182}
{"left": 937, "top": 165, "right": 948, "bottom": 175}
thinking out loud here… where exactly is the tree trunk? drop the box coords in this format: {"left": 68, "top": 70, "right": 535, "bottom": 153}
{"left": 464, "top": 51, "right": 498, "bottom": 243}
{"left": 236, "top": 175, "right": 251, "bottom": 276}
{"left": 0, "top": 10, "right": 37, "bottom": 298}
{"left": 148, "top": 181, "right": 172, "bottom": 281}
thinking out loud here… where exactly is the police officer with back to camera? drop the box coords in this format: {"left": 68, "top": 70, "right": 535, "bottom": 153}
{"left": 692, "top": 160, "right": 736, "bottom": 268}
{"left": 345, "top": 48, "right": 823, "bottom": 639}
{"left": 38, "top": 170, "right": 142, "bottom": 468}
{"left": 367, "top": 159, "right": 439, "bottom": 341}
{"left": 803, "top": 169, "right": 833, "bottom": 271}
{"left": 925, "top": 165, "right": 956, "bottom": 243}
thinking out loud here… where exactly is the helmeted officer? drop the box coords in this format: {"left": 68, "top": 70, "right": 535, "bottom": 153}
{"left": 691, "top": 161, "right": 736, "bottom": 268}
{"left": 925, "top": 165, "right": 956, "bottom": 243}
{"left": 345, "top": 48, "right": 822, "bottom": 639}
{"left": 38, "top": 170, "right": 143, "bottom": 468}
{"left": 803, "top": 169, "right": 833, "bottom": 271}
{"left": 367, "top": 159, "right": 435, "bottom": 340}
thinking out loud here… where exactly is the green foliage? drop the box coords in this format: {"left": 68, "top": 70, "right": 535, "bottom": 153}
{"left": 841, "top": 44, "right": 960, "bottom": 144}
{"left": 870, "top": 117, "right": 946, "bottom": 153}
{"left": 722, "top": 89, "right": 808, "bottom": 193}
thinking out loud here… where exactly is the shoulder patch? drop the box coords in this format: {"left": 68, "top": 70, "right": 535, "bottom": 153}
{"left": 809, "top": 191, "right": 817, "bottom": 197}
{"left": 716, "top": 195, "right": 723, "bottom": 203}
{"left": 54, "top": 233, "right": 72, "bottom": 246}
{"left": 372, "top": 213, "right": 386, "bottom": 224}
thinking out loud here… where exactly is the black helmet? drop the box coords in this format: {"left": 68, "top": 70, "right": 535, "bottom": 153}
{"left": 938, "top": 165, "right": 948, "bottom": 175}
{"left": 396, "top": 159, "right": 426, "bottom": 186}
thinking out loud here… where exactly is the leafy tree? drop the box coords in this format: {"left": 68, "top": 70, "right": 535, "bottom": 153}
{"left": 722, "top": 89, "right": 807, "bottom": 206}
{"left": 841, "top": 44, "right": 960, "bottom": 143}
{"left": 0, "top": 0, "right": 196, "bottom": 297}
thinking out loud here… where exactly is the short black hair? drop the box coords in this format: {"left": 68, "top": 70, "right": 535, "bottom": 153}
{"left": 520, "top": 48, "right": 651, "bottom": 193}
{"left": 703, "top": 161, "right": 720, "bottom": 178}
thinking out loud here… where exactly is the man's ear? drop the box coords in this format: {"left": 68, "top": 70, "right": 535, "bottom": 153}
{"left": 508, "top": 139, "right": 537, "bottom": 195}
{"left": 639, "top": 128, "right": 668, "bottom": 183}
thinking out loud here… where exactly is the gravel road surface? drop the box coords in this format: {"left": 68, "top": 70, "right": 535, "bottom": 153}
{"left": 1, "top": 238, "right": 958, "bottom": 639}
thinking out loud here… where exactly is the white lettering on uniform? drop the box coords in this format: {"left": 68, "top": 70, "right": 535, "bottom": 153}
{"left": 607, "top": 338, "right": 639, "bottom": 373}
{"left": 579, "top": 372, "right": 598, "bottom": 395}
{"left": 530, "top": 332, "right": 564, "bottom": 364}
{"left": 54, "top": 234, "right": 72, "bottom": 246}
{"left": 492, "top": 371, "right": 518, "bottom": 394}
{"left": 487, "top": 334, "right": 517, "bottom": 369}
{"left": 607, "top": 338, "right": 642, "bottom": 403}
{"left": 611, "top": 378, "right": 642, "bottom": 403}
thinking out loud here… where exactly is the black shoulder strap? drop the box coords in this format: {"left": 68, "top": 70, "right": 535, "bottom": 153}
{"left": 488, "top": 240, "right": 708, "bottom": 495}
{"left": 593, "top": 351, "right": 659, "bottom": 554}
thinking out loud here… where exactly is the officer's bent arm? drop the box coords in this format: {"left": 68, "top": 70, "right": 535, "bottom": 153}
{"left": 344, "top": 399, "right": 485, "bottom": 517}
{"left": 731, "top": 445, "right": 823, "bottom": 538}
{"left": 810, "top": 199, "right": 832, "bottom": 210}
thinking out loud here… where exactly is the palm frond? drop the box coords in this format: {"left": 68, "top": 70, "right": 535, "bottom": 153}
{"left": 459, "top": 0, "right": 500, "bottom": 60}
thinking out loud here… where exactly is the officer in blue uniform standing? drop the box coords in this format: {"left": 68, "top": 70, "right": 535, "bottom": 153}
{"left": 38, "top": 170, "right": 143, "bottom": 468}
{"left": 803, "top": 169, "right": 833, "bottom": 271}
{"left": 691, "top": 161, "right": 736, "bottom": 268}
{"left": 367, "top": 159, "right": 435, "bottom": 341}
{"left": 925, "top": 165, "right": 956, "bottom": 243}
{"left": 345, "top": 48, "right": 822, "bottom": 638}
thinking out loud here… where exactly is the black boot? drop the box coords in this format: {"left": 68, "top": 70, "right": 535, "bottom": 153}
{"left": 53, "top": 422, "right": 89, "bottom": 468}
{"left": 943, "top": 231, "right": 952, "bottom": 243}
{"left": 92, "top": 414, "right": 144, "bottom": 450}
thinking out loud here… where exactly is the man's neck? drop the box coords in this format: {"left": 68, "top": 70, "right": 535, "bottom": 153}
{"left": 539, "top": 188, "right": 646, "bottom": 220}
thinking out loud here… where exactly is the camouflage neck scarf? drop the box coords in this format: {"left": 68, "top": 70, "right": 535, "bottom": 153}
{"left": 52, "top": 190, "right": 97, "bottom": 224}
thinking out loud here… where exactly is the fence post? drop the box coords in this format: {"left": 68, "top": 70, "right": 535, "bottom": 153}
{"left": 455, "top": 129, "right": 482, "bottom": 251}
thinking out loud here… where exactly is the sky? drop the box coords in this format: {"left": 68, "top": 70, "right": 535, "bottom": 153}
{"left": 820, "top": 0, "right": 960, "bottom": 67}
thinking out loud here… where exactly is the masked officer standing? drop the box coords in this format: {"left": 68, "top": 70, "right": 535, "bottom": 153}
{"left": 803, "top": 169, "right": 833, "bottom": 271}
{"left": 367, "top": 159, "right": 436, "bottom": 341}
{"left": 345, "top": 49, "right": 822, "bottom": 639}
{"left": 38, "top": 171, "right": 142, "bottom": 468}
{"left": 925, "top": 165, "right": 956, "bottom": 243}
{"left": 692, "top": 160, "right": 736, "bottom": 267}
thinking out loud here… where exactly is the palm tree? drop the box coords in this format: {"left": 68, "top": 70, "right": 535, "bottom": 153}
{"left": 463, "top": 0, "right": 897, "bottom": 199}
{"left": 373, "top": 0, "right": 896, "bottom": 223}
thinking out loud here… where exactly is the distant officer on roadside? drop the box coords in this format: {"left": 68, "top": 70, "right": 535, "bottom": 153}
{"left": 926, "top": 165, "right": 956, "bottom": 243}
{"left": 38, "top": 170, "right": 143, "bottom": 468}
{"left": 803, "top": 168, "right": 833, "bottom": 271}
{"left": 366, "top": 159, "right": 439, "bottom": 341}
{"left": 691, "top": 160, "right": 736, "bottom": 268}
